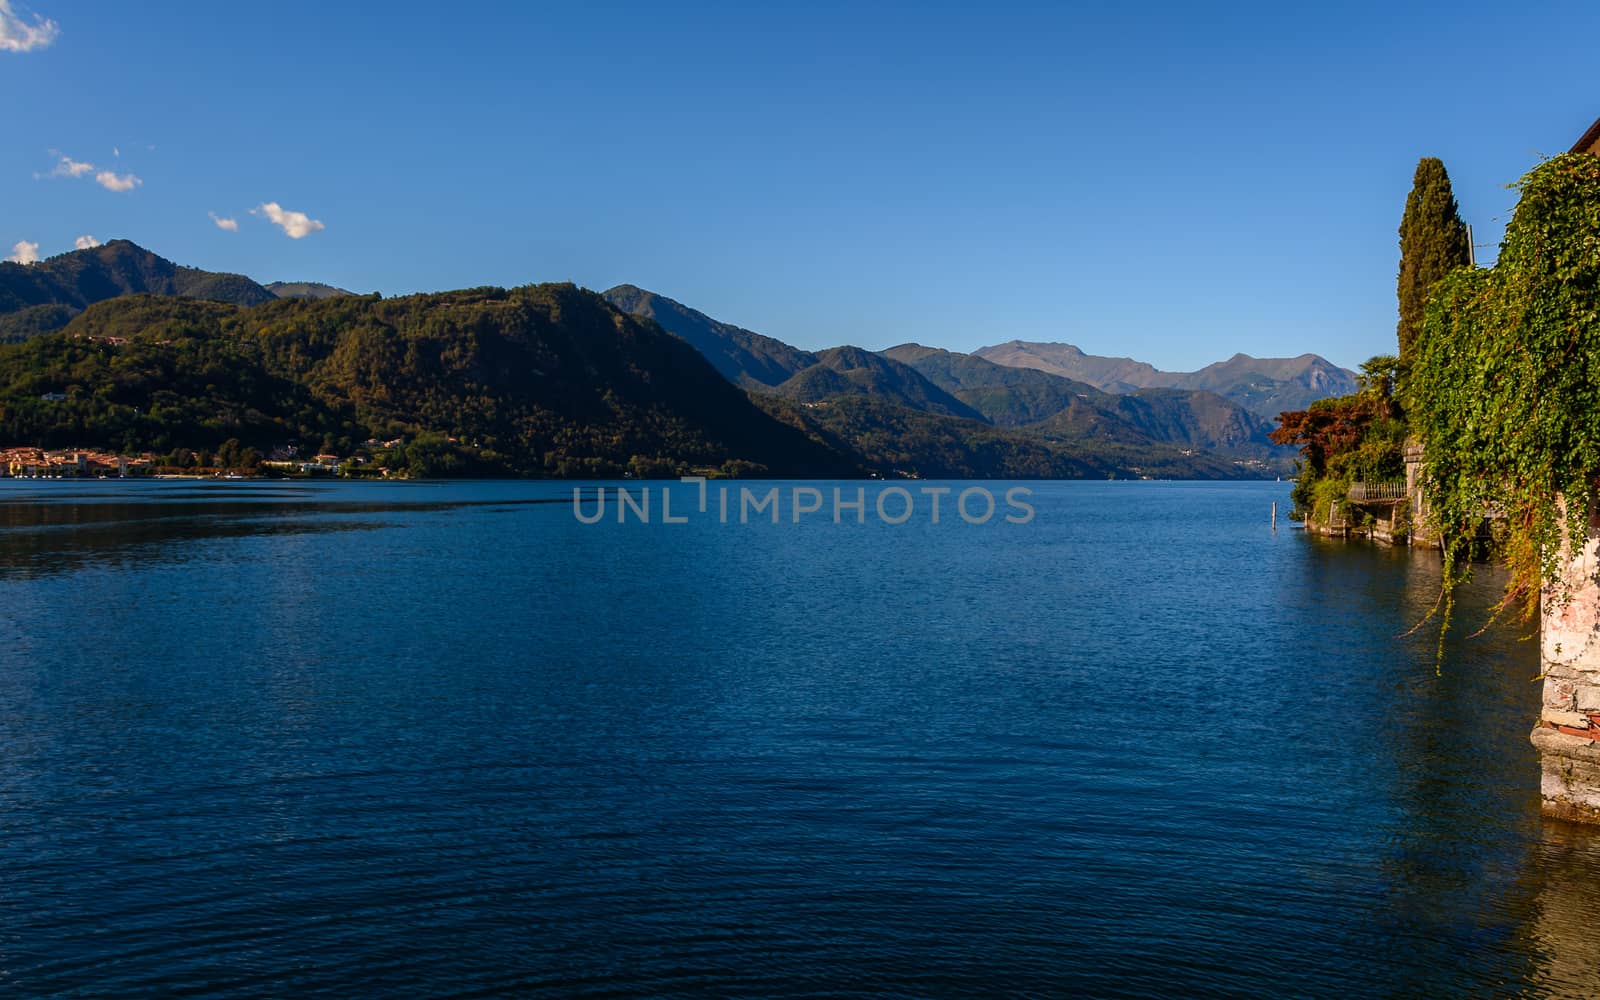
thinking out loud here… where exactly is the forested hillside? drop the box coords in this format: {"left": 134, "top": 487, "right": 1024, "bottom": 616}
{"left": 0, "top": 285, "right": 853, "bottom": 477}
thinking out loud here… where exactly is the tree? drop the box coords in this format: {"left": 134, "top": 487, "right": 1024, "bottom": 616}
{"left": 1407, "top": 152, "right": 1600, "bottom": 627}
{"left": 217, "top": 438, "right": 243, "bottom": 469}
{"left": 1272, "top": 353, "right": 1407, "bottom": 516}
{"left": 1355, "top": 354, "right": 1401, "bottom": 416}
{"left": 1397, "top": 157, "right": 1472, "bottom": 361}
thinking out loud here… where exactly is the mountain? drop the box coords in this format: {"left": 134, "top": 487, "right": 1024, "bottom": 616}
{"left": 755, "top": 394, "right": 1251, "bottom": 480}
{"left": 607, "top": 286, "right": 1291, "bottom": 476}
{"left": 266, "top": 281, "right": 354, "bottom": 300}
{"left": 883, "top": 343, "right": 1289, "bottom": 463}
{"left": 1028, "top": 388, "right": 1283, "bottom": 459}
{"left": 772, "top": 346, "right": 984, "bottom": 420}
{"left": 0, "top": 240, "right": 276, "bottom": 342}
{"left": 601, "top": 284, "right": 815, "bottom": 388}
{"left": 972, "top": 340, "right": 1357, "bottom": 416}
{"left": 0, "top": 285, "right": 853, "bottom": 477}
{"left": 603, "top": 287, "right": 982, "bottom": 421}
{"left": 1175, "top": 352, "right": 1357, "bottom": 416}
{"left": 0, "top": 244, "right": 1306, "bottom": 478}
{"left": 880, "top": 343, "right": 1107, "bottom": 426}
{"left": 972, "top": 341, "right": 1167, "bottom": 393}
{"left": 755, "top": 394, "right": 1104, "bottom": 478}
{"left": 1108, "top": 389, "right": 1279, "bottom": 452}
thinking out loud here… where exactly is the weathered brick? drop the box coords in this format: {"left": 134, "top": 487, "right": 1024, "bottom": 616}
{"left": 1547, "top": 680, "right": 1579, "bottom": 710}
{"left": 1542, "top": 708, "right": 1590, "bottom": 729}
{"left": 1577, "top": 685, "right": 1600, "bottom": 713}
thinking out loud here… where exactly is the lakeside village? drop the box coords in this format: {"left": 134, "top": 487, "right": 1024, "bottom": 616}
{"left": 0, "top": 441, "right": 408, "bottom": 480}
{"left": 0, "top": 441, "right": 828, "bottom": 482}
{"left": 0, "top": 444, "right": 1280, "bottom": 482}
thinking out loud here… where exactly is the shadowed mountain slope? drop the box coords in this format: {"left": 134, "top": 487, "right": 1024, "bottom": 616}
{"left": 602, "top": 284, "right": 815, "bottom": 388}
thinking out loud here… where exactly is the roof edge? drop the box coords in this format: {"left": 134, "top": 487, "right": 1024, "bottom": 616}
{"left": 1570, "top": 115, "right": 1600, "bottom": 154}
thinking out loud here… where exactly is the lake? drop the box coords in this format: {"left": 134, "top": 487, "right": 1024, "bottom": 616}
{"left": 1, "top": 478, "right": 1597, "bottom": 997}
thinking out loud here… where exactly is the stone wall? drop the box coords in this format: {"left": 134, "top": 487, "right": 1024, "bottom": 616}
{"left": 1404, "top": 438, "right": 1440, "bottom": 549}
{"left": 1303, "top": 497, "right": 1410, "bottom": 545}
{"left": 1535, "top": 505, "right": 1600, "bottom": 824}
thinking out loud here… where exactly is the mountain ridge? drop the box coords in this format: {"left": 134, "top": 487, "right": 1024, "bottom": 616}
{"left": 973, "top": 339, "right": 1357, "bottom": 417}
{"left": 601, "top": 284, "right": 814, "bottom": 388}
{"left": 0, "top": 243, "right": 1321, "bottom": 477}
{"left": 880, "top": 343, "right": 1285, "bottom": 461}
{"left": 0, "top": 285, "right": 853, "bottom": 477}
{"left": 0, "top": 239, "right": 276, "bottom": 343}
{"left": 604, "top": 285, "right": 1301, "bottom": 477}
{"left": 771, "top": 345, "right": 985, "bottom": 421}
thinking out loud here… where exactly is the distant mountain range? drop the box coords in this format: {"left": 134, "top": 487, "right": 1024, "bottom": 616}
{"left": 972, "top": 340, "right": 1356, "bottom": 418}
{"left": 880, "top": 345, "right": 1281, "bottom": 457}
{"left": 0, "top": 241, "right": 353, "bottom": 342}
{"left": 602, "top": 286, "right": 1301, "bottom": 476}
{"left": 0, "top": 241, "right": 1350, "bottom": 478}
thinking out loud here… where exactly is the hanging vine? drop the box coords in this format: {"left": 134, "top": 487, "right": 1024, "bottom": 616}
{"left": 1406, "top": 152, "right": 1600, "bottom": 650}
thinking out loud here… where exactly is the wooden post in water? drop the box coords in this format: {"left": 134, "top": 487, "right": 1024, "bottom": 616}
{"left": 1271, "top": 501, "right": 1277, "bottom": 529}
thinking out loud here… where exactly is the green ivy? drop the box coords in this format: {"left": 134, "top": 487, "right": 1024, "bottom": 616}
{"left": 1407, "top": 152, "right": 1600, "bottom": 649}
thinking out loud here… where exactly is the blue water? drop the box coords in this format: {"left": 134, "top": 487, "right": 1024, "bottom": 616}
{"left": 1, "top": 479, "right": 1597, "bottom": 998}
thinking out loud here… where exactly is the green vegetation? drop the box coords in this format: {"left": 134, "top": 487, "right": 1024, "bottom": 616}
{"left": 0, "top": 297, "right": 360, "bottom": 456}
{"left": 1274, "top": 156, "right": 1467, "bottom": 521}
{"left": 0, "top": 304, "right": 79, "bottom": 343}
{"left": 758, "top": 394, "right": 1259, "bottom": 480}
{"left": 1275, "top": 151, "right": 1600, "bottom": 658}
{"left": 0, "top": 239, "right": 275, "bottom": 341}
{"left": 1407, "top": 152, "right": 1600, "bottom": 631}
{"left": 0, "top": 285, "right": 853, "bottom": 477}
{"left": 1397, "top": 158, "right": 1473, "bottom": 362}
{"left": 881, "top": 345, "right": 1288, "bottom": 469}
{"left": 771, "top": 346, "right": 985, "bottom": 420}
{"left": 1, "top": 241, "right": 1315, "bottom": 481}
{"left": 607, "top": 288, "right": 1300, "bottom": 475}
{"left": 755, "top": 394, "right": 1102, "bottom": 478}
{"left": 1271, "top": 358, "right": 1407, "bottom": 516}
{"left": 880, "top": 344, "right": 1102, "bottom": 426}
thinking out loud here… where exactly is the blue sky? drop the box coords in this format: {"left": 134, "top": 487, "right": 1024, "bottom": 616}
{"left": 3, "top": 1, "right": 1596, "bottom": 371}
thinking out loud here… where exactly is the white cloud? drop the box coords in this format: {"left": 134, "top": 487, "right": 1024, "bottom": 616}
{"left": 74, "top": 234, "right": 100, "bottom": 249}
{"left": 37, "top": 152, "right": 144, "bottom": 191}
{"left": 0, "top": 1, "right": 59, "bottom": 53}
{"left": 5, "top": 239, "right": 39, "bottom": 264}
{"left": 209, "top": 212, "right": 239, "bottom": 232}
{"left": 95, "top": 170, "right": 141, "bottom": 192}
{"left": 37, "top": 153, "right": 94, "bottom": 179}
{"left": 253, "top": 201, "right": 325, "bottom": 239}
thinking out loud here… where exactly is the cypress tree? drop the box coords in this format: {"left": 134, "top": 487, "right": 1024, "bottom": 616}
{"left": 1396, "top": 157, "right": 1472, "bottom": 361}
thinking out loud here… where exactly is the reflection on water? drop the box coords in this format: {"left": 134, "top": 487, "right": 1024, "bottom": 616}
{"left": 0, "top": 481, "right": 568, "bottom": 579}
{"left": 2, "top": 479, "right": 1599, "bottom": 997}
{"left": 1528, "top": 825, "right": 1600, "bottom": 994}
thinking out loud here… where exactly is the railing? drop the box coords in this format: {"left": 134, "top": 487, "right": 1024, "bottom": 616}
{"left": 1349, "top": 480, "right": 1407, "bottom": 501}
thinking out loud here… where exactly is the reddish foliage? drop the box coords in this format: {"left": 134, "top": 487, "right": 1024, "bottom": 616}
{"left": 1270, "top": 396, "right": 1384, "bottom": 476}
